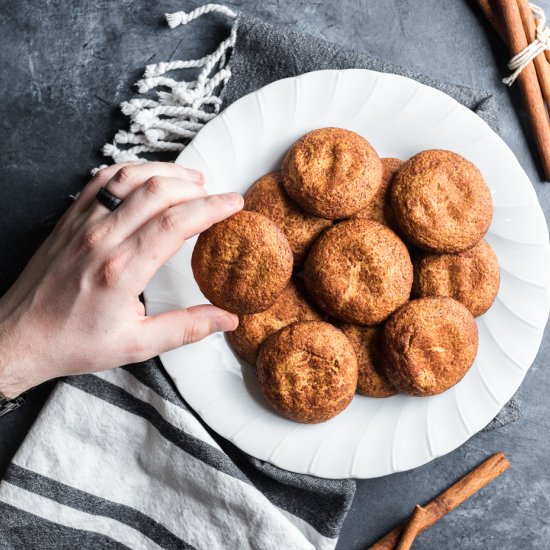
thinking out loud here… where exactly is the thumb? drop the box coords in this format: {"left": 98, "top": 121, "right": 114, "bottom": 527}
{"left": 140, "top": 304, "right": 238, "bottom": 355}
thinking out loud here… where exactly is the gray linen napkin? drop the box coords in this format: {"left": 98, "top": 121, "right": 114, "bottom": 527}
{"left": 0, "top": 10, "right": 520, "bottom": 550}
{"left": 223, "top": 14, "right": 521, "bottom": 430}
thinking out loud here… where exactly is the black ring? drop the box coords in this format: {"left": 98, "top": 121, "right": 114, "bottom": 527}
{"left": 96, "top": 187, "right": 123, "bottom": 211}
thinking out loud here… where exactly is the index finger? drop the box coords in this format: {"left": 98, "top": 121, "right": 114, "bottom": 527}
{"left": 120, "top": 192, "right": 244, "bottom": 294}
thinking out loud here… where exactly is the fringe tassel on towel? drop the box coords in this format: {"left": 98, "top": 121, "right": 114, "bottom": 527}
{"left": 97, "top": 4, "right": 237, "bottom": 170}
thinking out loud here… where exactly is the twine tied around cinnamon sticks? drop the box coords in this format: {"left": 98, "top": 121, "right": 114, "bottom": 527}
{"left": 504, "top": 3, "right": 550, "bottom": 85}
{"left": 476, "top": 0, "right": 550, "bottom": 180}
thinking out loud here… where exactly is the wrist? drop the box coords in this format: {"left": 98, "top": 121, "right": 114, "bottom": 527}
{"left": 0, "top": 319, "right": 35, "bottom": 399}
{"left": 0, "top": 367, "right": 30, "bottom": 399}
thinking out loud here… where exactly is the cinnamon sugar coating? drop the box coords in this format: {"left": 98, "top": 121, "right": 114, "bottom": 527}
{"left": 304, "top": 219, "right": 413, "bottom": 325}
{"left": 353, "top": 157, "right": 402, "bottom": 229}
{"left": 256, "top": 321, "right": 358, "bottom": 423}
{"left": 192, "top": 211, "right": 293, "bottom": 314}
{"left": 228, "top": 279, "right": 322, "bottom": 365}
{"left": 413, "top": 239, "right": 499, "bottom": 317}
{"left": 338, "top": 323, "right": 397, "bottom": 397}
{"left": 382, "top": 297, "right": 478, "bottom": 396}
{"left": 391, "top": 150, "right": 492, "bottom": 252}
{"left": 244, "top": 171, "right": 332, "bottom": 267}
{"left": 282, "top": 127, "right": 382, "bottom": 219}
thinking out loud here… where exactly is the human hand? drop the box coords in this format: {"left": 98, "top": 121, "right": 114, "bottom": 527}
{"left": 0, "top": 162, "right": 243, "bottom": 398}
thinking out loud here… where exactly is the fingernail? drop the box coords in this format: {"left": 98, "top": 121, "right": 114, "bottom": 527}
{"left": 183, "top": 168, "right": 204, "bottom": 184}
{"left": 221, "top": 192, "right": 243, "bottom": 205}
{"left": 215, "top": 313, "right": 238, "bottom": 332}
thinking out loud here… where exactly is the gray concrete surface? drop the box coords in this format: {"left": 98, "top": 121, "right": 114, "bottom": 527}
{"left": 0, "top": 1, "right": 549, "bottom": 548}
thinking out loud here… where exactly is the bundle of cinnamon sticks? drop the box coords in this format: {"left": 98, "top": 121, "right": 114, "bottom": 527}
{"left": 475, "top": 0, "right": 550, "bottom": 180}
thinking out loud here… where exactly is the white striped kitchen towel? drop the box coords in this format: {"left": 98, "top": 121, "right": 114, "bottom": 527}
{"left": 0, "top": 360, "right": 355, "bottom": 549}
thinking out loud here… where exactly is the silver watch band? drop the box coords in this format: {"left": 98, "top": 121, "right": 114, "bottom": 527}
{"left": 0, "top": 392, "right": 24, "bottom": 417}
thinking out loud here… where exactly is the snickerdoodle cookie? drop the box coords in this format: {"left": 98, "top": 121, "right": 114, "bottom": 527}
{"left": 191, "top": 210, "right": 293, "bottom": 314}
{"left": 227, "top": 279, "right": 322, "bottom": 365}
{"left": 390, "top": 150, "right": 492, "bottom": 252}
{"left": 382, "top": 297, "right": 478, "bottom": 396}
{"left": 244, "top": 171, "right": 332, "bottom": 267}
{"left": 353, "top": 157, "right": 402, "bottom": 228}
{"left": 338, "top": 323, "right": 397, "bottom": 397}
{"left": 413, "top": 239, "right": 499, "bottom": 317}
{"left": 304, "top": 219, "right": 413, "bottom": 325}
{"left": 256, "top": 321, "right": 358, "bottom": 423}
{"left": 282, "top": 127, "right": 382, "bottom": 219}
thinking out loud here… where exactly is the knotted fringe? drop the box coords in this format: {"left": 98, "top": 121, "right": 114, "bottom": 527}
{"left": 96, "top": 4, "right": 237, "bottom": 171}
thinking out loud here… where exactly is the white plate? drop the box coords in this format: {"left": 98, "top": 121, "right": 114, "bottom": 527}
{"left": 144, "top": 69, "right": 550, "bottom": 479}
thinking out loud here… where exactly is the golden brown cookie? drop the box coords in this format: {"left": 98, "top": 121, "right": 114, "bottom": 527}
{"left": 281, "top": 127, "right": 382, "bottom": 219}
{"left": 304, "top": 219, "right": 413, "bottom": 325}
{"left": 390, "top": 150, "right": 492, "bottom": 252}
{"left": 353, "top": 158, "right": 402, "bottom": 228}
{"left": 191, "top": 210, "right": 293, "bottom": 314}
{"left": 244, "top": 171, "right": 332, "bottom": 267}
{"left": 382, "top": 297, "right": 478, "bottom": 396}
{"left": 413, "top": 240, "right": 499, "bottom": 317}
{"left": 338, "top": 323, "right": 397, "bottom": 397}
{"left": 227, "top": 279, "right": 323, "bottom": 365}
{"left": 256, "top": 321, "right": 358, "bottom": 423}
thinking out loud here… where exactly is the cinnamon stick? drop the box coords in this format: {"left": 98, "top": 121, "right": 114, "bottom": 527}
{"left": 517, "top": 0, "right": 550, "bottom": 107}
{"left": 395, "top": 505, "right": 427, "bottom": 550}
{"left": 474, "top": 0, "right": 506, "bottom": 41}
{"left": 473, "top": 0, "right": 550, "bottom": 63}
{"left": 369, "top": 452, "right": 510, "bottom": 550}
{"left": 495, "top": 0, "right": 550, "bottom": 180}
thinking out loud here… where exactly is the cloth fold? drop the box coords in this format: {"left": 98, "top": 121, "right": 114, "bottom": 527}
{"left": 0, "top": 9, "right": 520, "bottom": 550}
{"left": 1, "top": 361, "right": 353, "bottom": 549}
